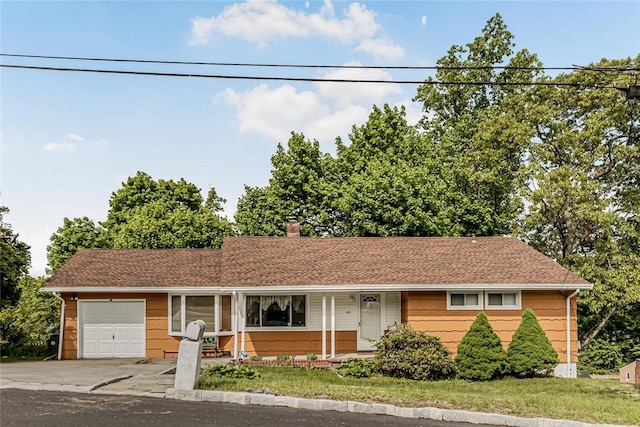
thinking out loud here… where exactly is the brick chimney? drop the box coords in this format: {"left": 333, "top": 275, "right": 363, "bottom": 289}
{"left": 287, "top": 217, "right": 300, "bottom": 237}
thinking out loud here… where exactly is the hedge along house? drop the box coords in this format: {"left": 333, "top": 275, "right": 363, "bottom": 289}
{"left": 42, "top": 222, "right": 592, "bottom": 378}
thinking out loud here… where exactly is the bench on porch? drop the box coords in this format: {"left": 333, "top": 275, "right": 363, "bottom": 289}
{"left": 163, "top": 336, "right": 230, "bottom": 358}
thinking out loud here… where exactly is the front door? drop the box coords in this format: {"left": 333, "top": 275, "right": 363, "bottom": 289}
{"left": 358, "top": 293, "right": 382, "bottom": 351}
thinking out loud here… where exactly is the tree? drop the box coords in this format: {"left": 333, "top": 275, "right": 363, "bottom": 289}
{"left": 455, "top": 313, "right": 508, "bottom": 381}
{"left": 414, "top": 13, "right": 541, "bottom": 236}
{"left": 47, "top": 172, "right": 234, "bottom": 271}
{"left": 507, "top": 308, "right": 559, "bottom": 377}
{"left": 235, "top": 132, "right": 334, "bottom": 236}
{"left": 0, "top": 205, "right": 31, "bottom": 308}
{"left": 0, "top": 276, "right": 60, "bottom": 345}
{"left": 47, "top": 217, "right": 109, "bottom": 274}
{"left": 518, "top": 56, "right": 640, "bottom": 347}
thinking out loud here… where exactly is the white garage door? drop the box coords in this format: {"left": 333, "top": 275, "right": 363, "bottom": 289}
{"left": 80, "top": 300, "right": 145, "bottom": 358}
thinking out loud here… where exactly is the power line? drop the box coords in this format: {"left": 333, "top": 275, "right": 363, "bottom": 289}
{"left": 0, "top": 63, "right": 619, "bottom": 88}
{"left": 2, "top": 53, "right": 638, "bottom": 72}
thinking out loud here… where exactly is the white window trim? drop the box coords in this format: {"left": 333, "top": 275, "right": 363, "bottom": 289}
{"left": 446, "top": 291, "right": 484, "bottom": 310}
{"left": 485, "top": 290, "right": 522, "bottom": 310}
{"left": 244, "top": 294, "right": 309, "bottom": 331}
{"left": 168, "top": 294, "right": 234, "bottom": 337}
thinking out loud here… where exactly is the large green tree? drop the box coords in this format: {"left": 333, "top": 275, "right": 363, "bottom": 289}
{"left": 0, "top": 205, "right": 31, "bottom": 308}
{"left": 414, "top": 13, "right": 540, "bottom": 236}
{"left": 518, "top": 56, "right": 640, "bottom": 347}
{"left": 47, "top": 172, "right": 234, "bottom": 271}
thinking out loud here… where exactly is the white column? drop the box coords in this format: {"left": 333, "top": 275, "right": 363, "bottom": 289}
{"left": 214, "top": 295, "right": 221, "bottom": 333}
{"left": 240, "top": 293, "right": 246, "bottom": 354}
{"left": 232, "top": 291, "right": 238, "bottom": 359}
{"left": 322, "top": 295, "right": 327, "bottom": 360}
{"left": 331, "top": 295, "right": 336, "bottom": 359}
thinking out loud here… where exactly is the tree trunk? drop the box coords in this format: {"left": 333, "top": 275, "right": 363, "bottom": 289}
{"left": 581, "top": 305, "right": 618, "bottom": 349}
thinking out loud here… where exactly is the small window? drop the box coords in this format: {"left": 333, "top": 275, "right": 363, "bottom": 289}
{"left": 486, "top": 291, "right": 521, "bottom": 310}
{"left": 169, "top": 295, "right": 230, "bottom": 336}
{"left": 447, "top": 292, "right": 483, "bottom": 310}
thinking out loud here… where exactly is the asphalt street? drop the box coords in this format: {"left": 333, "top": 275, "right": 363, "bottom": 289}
{"left": 1, "top": 389, "right": 496, "bottom": 427}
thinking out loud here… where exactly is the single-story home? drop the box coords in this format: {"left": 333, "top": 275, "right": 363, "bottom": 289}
{"left": 619, "top": 359, "right": 640, "bottom": 384}
{"left": 42, "top": 220, "right": 592, "bottom": 378}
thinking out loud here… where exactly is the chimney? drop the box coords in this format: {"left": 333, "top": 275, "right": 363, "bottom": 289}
{"left": 287, "top": 216, "right": 300, "bottom": 237}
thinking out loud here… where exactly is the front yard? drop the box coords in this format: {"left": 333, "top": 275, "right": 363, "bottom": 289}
{"left": 199, "top": 365, "right": 640, "bottom": 426}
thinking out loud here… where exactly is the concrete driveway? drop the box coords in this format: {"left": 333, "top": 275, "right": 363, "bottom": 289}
{"left": 0, "top": 358, "right": 176, "bottom": 391}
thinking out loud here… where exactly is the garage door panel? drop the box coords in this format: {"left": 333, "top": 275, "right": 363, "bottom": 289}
{"left": 81, "top": 301, "right": 145, "bottom": 358}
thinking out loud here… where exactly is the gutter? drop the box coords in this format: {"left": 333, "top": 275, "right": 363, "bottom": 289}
{"left": 566, "top": 289, "right": 580, "bottom": 378}
{"left": 52, "top": 292, "right": 65, "bottom": 360}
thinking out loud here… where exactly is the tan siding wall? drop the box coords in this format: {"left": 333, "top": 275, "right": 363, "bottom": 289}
{"left": 218, "top": 331, "right": 357, "bottom": 357}
{"left": 60, "top": 293, "right": 180, "bottom": 359}
{"left": 402, "top": 290, "right": 578, "bottom": 362}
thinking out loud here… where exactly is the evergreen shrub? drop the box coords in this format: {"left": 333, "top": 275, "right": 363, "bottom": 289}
{"left": 507, "top": 308, "right": 559, "bottom": 377}
{"left": 455, "top": 312, "right": 508, "bottom": 381}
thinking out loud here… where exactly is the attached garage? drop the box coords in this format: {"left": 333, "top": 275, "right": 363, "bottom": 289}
{"left": 79, "top": 300, "right": 146, "bottom": 358}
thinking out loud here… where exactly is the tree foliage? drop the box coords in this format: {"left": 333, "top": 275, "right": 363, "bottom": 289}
{"left": 47, "top": 172, "right": 234, "bottom": 272}
{"left": 375, "top": 324, "right": 457, "bottom": 381}
{"left": 455, "top": 313, "right": 508, "bottom": 381}
{"left": 0, "top": 276, "right": 60, "bottom": 345}
{"left": 0, "top": 206, "right": 31, "bottom": 308}
{"left": 507, "top": 308, "right": 559, "bottom": 377}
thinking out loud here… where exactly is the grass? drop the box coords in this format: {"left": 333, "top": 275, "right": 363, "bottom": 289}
{"left": 199, "top": 365, "right": 640, "bottom": 426}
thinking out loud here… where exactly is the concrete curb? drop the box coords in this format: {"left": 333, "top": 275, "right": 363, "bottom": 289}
{"left": 165, "top": 388, "right": 634, "bottom": 427}
{"left": 88, "top": 375, "right": 133, "bottom": 391}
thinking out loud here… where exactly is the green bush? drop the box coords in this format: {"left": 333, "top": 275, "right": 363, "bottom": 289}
{"left": 0, "top": 343, "right": 49, "bottom": 358}
{"left": 201, "top": 365, "right": 261, "bottom": 379}
{"left": 249, "top": 355, "right": 262, "bottom": 361}
{"left": 456, "top": 313, "right": 508, "bottom": 381}
{"left": 375, "top": 324, "right": 457, "bottom": 381}
{"left": 306, "top": 353, "right": 318, "bottom": 361}
{"left": 507, "top": 308, "right": 559, "bottom": 378}
{"left": 276, "top": 354, "right": 291, "bottom": 362}
{"left": 579, "top": 338, "right": 623, "bottom": 374}
{"left": 336, "top": 358, "right": 378, "bottom": 378}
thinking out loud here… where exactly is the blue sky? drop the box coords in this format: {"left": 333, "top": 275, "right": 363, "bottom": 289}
{"left": 1, "top": 0, "right": 639, "bottom": 276}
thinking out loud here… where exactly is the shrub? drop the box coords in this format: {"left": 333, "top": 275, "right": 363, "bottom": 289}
{"left": 201, "top": 365, "right": 261, "bottom": 379}
{"left": 579, "top": 338, "right": 623, "bottom": 374}
{"left": 375, "top": 324, "right": 457, "bottom": 381}
{"left": 306, "top": 353, "right": 318, "bottom": 361}
{"left": 336, "top": 358, "right": 378, "bottom": 378}
{"left": 276, "top": 354, "right": 291, "bottom": 362}
{"left": 249, "top": 355, "right": 262, "bottom": 361}
{"left": 507, "top": 308, "right": 559, "bottom": 378}
{"left": 456, "top": 312, "right": 508, "bottom": 381}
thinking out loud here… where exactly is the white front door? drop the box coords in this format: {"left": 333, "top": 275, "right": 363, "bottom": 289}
{"left": 80, "top": 300, "right": 146, "bottom": 358}
{"left": 358, "top": 293, "right": 382, "bottom": 351}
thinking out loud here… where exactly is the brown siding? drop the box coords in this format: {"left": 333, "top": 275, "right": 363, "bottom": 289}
{"left": 402, "top": 290, "right": 578, "bottom": 362}
{"left": 218, "top": 331, "right": 357, "bottom": 357}
{"left": 60, "top": 293, "right": 180, "bottom": 359}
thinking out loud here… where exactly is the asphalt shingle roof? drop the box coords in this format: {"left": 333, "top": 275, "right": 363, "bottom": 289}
{"left": 44, "top": 236, "right": 589, "bottom": 288}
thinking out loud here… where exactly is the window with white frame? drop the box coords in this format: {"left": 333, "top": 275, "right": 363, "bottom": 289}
{"left": 245, "top": 295, "right": 306, "bottom": 328}
{"left": 170, "top": 295, "right": 232, "bottom": 336}
{"left": 447, "top": 292, "right": 483, "bottom": 310}
{"left": 485, "top": 291, "right": 521, "bottom": 309}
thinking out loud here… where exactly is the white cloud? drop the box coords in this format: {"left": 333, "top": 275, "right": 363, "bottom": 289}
{"left": 314, "top": 61, "right": 401, "bottom": 108}
{"left": 43, "top": 132, "right": 106, "bottom": 152}
{"left": 44, "top": 141, "right": 76, "bottom": 152}
{"left": 421, "top": 15, "right": 427, "bottom": 28}
{"left": 190, "top": 0, "right": 379, "bottom": 47}
{"left": 218, "top": 63, "right": 410, "bottom": 146}
{"left": 66, "top": 133, "right": 85, "bottom": 142}
{"left": 355, "top": 37, "right": 404, "bottom": 60}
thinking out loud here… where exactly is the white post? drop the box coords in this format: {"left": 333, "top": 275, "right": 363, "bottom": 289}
{"left": 322, "top": 295, "right": 327, "bottom": 360}
{"left": 214, "top": 295, "right": 221, "bottom": 333}
{"left": 240, "top": 293, "right": 246, "bottom": 354}
{"left": 233, "top": 291, "right": 238, "bottom": 359}
{"left": 331, "top": 295, "right": 336, "bottom": 359}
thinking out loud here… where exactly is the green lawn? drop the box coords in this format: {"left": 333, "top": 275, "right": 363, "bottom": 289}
{"left": 199, "top": 365, "right": 640, "bottom": 426}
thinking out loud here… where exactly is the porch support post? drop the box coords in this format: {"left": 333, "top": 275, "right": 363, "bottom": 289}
{"left": 322, "top": 295, "right": 327, "bottom": 360}
{"left": 214, "top": 295, "right": 221, "bottom": 333}
{"left": 240, "top": 293, "right": 246, "bottom": 354}
{"left": 330, "top": 295, "right": 336, "bottom": 359}
{"left": 233, "top": 291, "right": 238, "bottom": 359}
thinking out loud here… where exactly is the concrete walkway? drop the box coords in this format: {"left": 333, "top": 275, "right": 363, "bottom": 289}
{"left": 0, "top": 358, "right": 633, "bottom": 427}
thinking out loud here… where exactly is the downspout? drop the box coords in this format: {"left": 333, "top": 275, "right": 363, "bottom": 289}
{"left": 566, "top": 289, "right": 580, "bottom": 378}
{"left": 52, "top": 292, "right": 65, "bottom": 360}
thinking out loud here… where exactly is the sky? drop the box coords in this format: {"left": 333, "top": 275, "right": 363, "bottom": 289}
{"left": 1, "top": 0, "right": 639, "bottom": 277}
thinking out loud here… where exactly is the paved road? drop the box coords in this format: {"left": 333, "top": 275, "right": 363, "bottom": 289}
{"left": 1, "top": 389, "right": 495, "bottom": 427}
